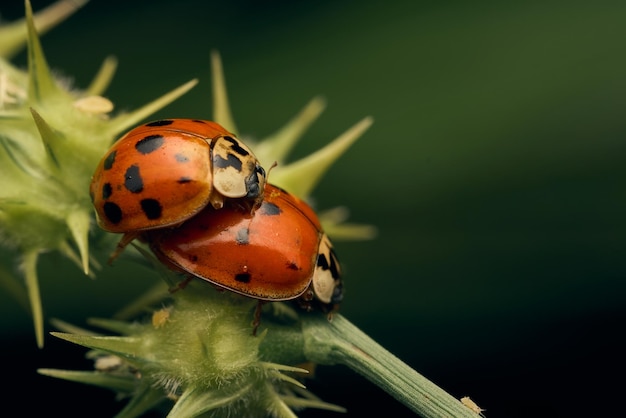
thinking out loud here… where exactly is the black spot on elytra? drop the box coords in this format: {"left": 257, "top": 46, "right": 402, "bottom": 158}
{"left": 236, "top": 228, "right": 250, "bottom": 244}
{"left": 191, "top": 119, "right": 206, "bottom": 124}
{"left": 103, "top": 150, "right": 116, "bottom": 170}
{"left": 175, "top": 153, "right": 189, "bottom": 163}
{"left": 145, "top": 120, "right": 173, "bottom": 127}
{"left": 235, "top": 272, "right": 251, "bottom": 283}
{"left": 135, "top": 134, "right": 164, "bottom": 154}
{"left": 222, "top": 136, "right": 249, "bottom": 156}
{"left": 213, "top": 153, "right": 243, "bottom": 171}
{"left": 124, "top": 165, "right": 143, "bottom": 193}
{"left": 103, "top": 202, "right": 122, "bottom": 224}
{"left": 286, "top": 262, "right": 300, "bottom": 271}
{"left": 140, "top": 198, "right": 162, "bottom": 220}
{"left": 178, "top": 177, "right": 192, "bottom": 184}
{"left": 102, "top": 183, "right": 113, "bottom": 199}
{"left": 261, "top": 202, "right": 281, "bottom": 216}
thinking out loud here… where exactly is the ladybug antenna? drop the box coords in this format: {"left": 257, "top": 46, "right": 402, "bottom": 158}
{"left": 265, "top": 161, "right": 278, "bottom": 184}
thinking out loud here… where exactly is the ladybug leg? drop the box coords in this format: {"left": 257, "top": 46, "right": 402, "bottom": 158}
{"left": 209, "top": 192, "right": 225, "bottom": 210}
{"left": 108, "top": 231, "right": 140, "bottom": 265}
{"left": 327, "top": 307, "right": 337, "bottom": 321}
{"left": 168, "top": 276, "right": 192, "bottom": 294}
{"left": 251, "top": 300, "right": 266, "bottom": 336}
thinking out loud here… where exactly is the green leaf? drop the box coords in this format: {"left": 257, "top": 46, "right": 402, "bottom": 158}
{"left": 210, "top": 50, "right": 238, "bottom": 136}
{"left": 0, "top": 0, "right": 89, "bottom": 59}
{"left": 271, "top": 117, "right": 373, "bottom": 198}
{"left": 254, "top": 96, "right": 327, "bottom": 166}
{"left": 84, "top": 56, "right": 118, "bottom": 97}
{"left": 21, "top": 249, "right": 43, "bottom": 348}
{"left": 168, "top": 383, "right": 253, "bottom": 418}
{"left": 114, "top": 382, "right": 167, "bottom": 418}
{"left": 37, "top": 368, "right": 136, "bottom": 392}
{"left": 25, "top": 0, "right": 70, "bottom": 104}
{"left": 106, "top": 79, "right": 198, "bottom": 139}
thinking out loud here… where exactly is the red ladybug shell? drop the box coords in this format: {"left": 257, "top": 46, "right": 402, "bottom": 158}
{"left": 146, "top": 184, "right": 342, "bottom": 307}
{"left": 90, "top": 119, "right": 266, "bottom": 234}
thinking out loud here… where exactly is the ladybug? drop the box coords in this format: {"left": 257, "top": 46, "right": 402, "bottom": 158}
{"left": 144, "top": 184, "right": 343, "bottom": 332}
{"left": 90, "top": 119, "right": 266, "bottom": 260}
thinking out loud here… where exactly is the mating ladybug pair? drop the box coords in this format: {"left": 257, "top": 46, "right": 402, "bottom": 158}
{"left": 90, "top": 119, "right": 343, "bottom": 329}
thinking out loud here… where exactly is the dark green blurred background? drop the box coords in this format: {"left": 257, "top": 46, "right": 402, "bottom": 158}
{"left": 2, "top": 0, "right": 625, "bottom": 416}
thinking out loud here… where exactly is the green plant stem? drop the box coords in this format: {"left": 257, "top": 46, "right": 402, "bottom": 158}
{"left": 300, "top": 314, "right": 475, "bottom": 418}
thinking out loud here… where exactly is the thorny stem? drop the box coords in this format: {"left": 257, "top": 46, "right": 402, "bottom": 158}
{"left": 299, "top": 314, "right": 476, "bottom": 418}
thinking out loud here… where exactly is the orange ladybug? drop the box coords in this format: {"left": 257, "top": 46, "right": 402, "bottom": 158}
{"left": 89, "top": 119, "right": 266, "bottom": 260}
{"left": 145, "top": 184, "right": 343, "bottom": 332}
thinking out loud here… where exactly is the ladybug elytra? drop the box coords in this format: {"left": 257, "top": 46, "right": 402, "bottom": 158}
{"left": 144, "top": 184, "right": 343, "bottom": 331}
{"left": 89, "top": 119, "right": 266, "bottom": 260}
